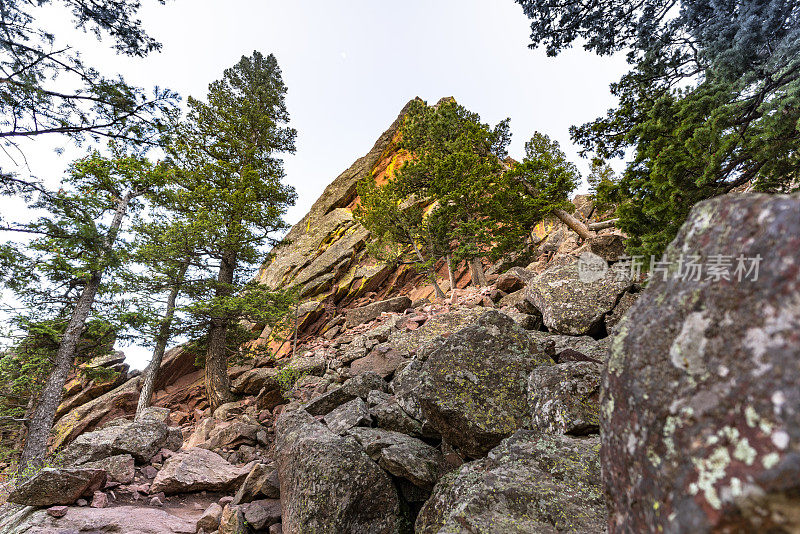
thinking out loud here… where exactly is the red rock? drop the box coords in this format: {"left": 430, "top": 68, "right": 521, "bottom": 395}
{"left": 90, "top": 491, "right": 108, "bottom": 508}
{"left": 404, "top": 321, "right": 419, "bottom": 331}
{"left": 47, "top": 506, "right": 69, "bottom": 518}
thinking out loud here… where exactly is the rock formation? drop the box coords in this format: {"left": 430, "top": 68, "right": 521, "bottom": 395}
{"left": 4, "top": 100, "right": 794, "bottom": 534}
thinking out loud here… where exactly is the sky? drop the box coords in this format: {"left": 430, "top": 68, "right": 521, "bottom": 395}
{"left": 2, "top": 1, "right": 630, "bottom": 369}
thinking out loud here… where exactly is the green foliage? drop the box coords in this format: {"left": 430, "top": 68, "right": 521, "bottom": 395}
{"left": 275, "top": 364, "right": 310, "bottom": 400}
{"left": 517, "top": 0, "right": 800, "bottom": 257}
{"left": 163, "top": 52, "right": 298, "bottom": 403}
{"left": 0, "top": 0, "right": 178, "bottom": 155}
{"left": 356, "top": 101, "right": 583, "bottom": 278}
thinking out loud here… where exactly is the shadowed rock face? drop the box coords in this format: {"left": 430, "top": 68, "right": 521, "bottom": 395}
{"left": 274, "top": 409, "right": 403, "bottom": 534}
{"left": 416, "top": 431, "right": 606, "bottom": 533}
{"left": 414, "top": 311, "right": 554, "bottom": 458}
{"left": 602, "top": 193, "right": 800, "bottom": 533}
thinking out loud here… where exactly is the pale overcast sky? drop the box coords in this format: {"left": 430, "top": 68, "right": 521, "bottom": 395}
{"left": 3, "top": 1, "right": 629, "bottom": 369}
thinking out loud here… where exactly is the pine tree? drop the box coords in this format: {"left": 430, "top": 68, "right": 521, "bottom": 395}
{"left": 168, "top": 51, "right": 297, "bottom": 411}
{"left": 8, "top": 149, "right": 167, "bottom": 477}
{"left": 516, "top": 0, "right": 800, "bottom": 256}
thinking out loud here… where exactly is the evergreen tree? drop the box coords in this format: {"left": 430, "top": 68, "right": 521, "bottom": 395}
{"left": 8, "top": 149, "right": 167, "bottom": 477}
{"left": 392, "top": 99, "right": 523, "bottom": 286}
{"left": 515, "top": 0, "right": 800, "bottom": 256}
{"left": 0, "top": 0, "right": 177, "bottom": 150}
{"left": 354, "top": 177, "right": 448, "bottom": 298}
{"left": 129, "top": 214, "right": 200, "bottom": 418}
{"left": 504, "top": 132, "right": 583, "bottom": 236}
{"left": 168, "top": 51, "right": 297, "bottom": 410}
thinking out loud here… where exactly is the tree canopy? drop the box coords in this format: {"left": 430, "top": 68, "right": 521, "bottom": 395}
{"left": 516, "top": 0, "right": 800, "bottom": 256}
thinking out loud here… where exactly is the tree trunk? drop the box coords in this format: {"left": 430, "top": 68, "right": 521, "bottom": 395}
{"left": 18, "top": 192, "right": 133, "bottom": 478}
{"left": 135, "top": 259, "right": 190, "bottom": 419}
{"left": 469, "top": 258, "right": 488, "bottom": 287}
{"left": 509, "top": 174, "right": 594, "bottom": 240}
{"left": 588, "top": 218, "right": 619, "bottom": 231}
{"left": 552, "top": 208, "right": 593, "bottom": 241}
{"left": 205, "top": 250, "right": 237, "bottom": 412}
{"left": 446, "top": 254, "right": 457, "bottom": 304}
{"left": 408, "top": 238, "right": 445, "bottom": 299}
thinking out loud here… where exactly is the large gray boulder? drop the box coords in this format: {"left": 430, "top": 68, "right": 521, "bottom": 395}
{"left": 231, "top": 367, "right": 279, "bottom": 395}
{"left": 150, "top": 447, "right": 250, "bottom": 494}
{"left": 348, "top": 427, "right": 448, "bottom": 490}
{"left": 416, "top": 431, "right": 606, "bottom": 533}
{"left": 345, "top": 296, "right": 411, "bottom": 327}
{"left": 529, "top": 361, "right": 603, "bottom": 435}
{"left": 303, "top": 371, "right": 387, "bottom": 416}
{"left": 602, "top": 193, "right": 800, "bottom": 533}
{"left": 526, "top": 258, "right": 632, "bottom": 335}
{"left": 8, "top": 468, "right": 106, "bottom": 506}
{"left": 59, "top": 416, "right": 175, "bottom": 465}
{"left": 414, "top": 311, "right": 553, "bottom": 458}
{"left": 0, "top": 504, "right": 197, "bottom": 534}
{"left": 274, "top": 409, "right": 403, "bottom": 534}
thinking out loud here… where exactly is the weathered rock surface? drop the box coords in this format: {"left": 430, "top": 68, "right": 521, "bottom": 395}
{"left": 0, "top": 504, "right": 197, "bottom": 534}
{"left": 231, "top": 367, "right": 279, "bottom": 395}
{"left": 197, "top": 502, "right": 223, "bottom": 532}
{"left": 367, "top": 390, "right": 425, "bottom": 437}
{"left": 526, "top": 259, "right": 632, "bottom": 335}
{"left": 323, "top": 397, "right": 372, "bottom": 435}
{"left": 59, "top": 416, "right": 173, "bottom": 465}
{"left": 345, "top": 296, "right": 412, "bottom": 327}
{"left": 150, "top": 448, "right": 249, "bottom": 494}
{"left": 414, "top": 311, "right": 553, "bottom": 457}
{"left": 8, "top": 468, "right": 106, "bottom": 506}
{"left": 348, "top": 427, "right": 448, "bottom": 490}
{"left": 529, "top": 362, "right": 603, "bottom": 435}
{"left": 602, "top": 193, "right": 800, "bottom": 533}
{"left": 416, "top": 431, "right": 606, "bottom": 533}
{"left": 275, "top": 409, "right": 403, "bottom": 534}
{"left": 233, "top": 463, "right": 280, "bottom": 504}
{"left": 241, "top": 499, "right": 282, "bottom": 530}
{"left": 303, "top": 371, "right": 387, "bottom": 416}
{"left": 82, "top": 453, "right": 135, "bottom": 484}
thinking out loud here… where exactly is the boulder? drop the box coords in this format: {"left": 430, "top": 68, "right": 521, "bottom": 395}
{"left": 59, "top": 417, "right": 171, "bottom": 466}
{"left": 231, "top": 367, "right": 279, "bottom": 395}
{"left": 219, "top": 504, "right": 247, "bottom": 534}
{"left": 233, "top": 463, "right": 280, "bottom": 504}
{"left": 8, "top": 468, "right": 106, "bottom": 506}
{"left": 274, "top": 409, "right": 403, "bottom": 534}
{"left": 415, "top": 311, "right": 553, "bottom": 457}
{"left": 348, "top": 427, "right": 448, "bottom": 490}
{"left": 495, "top": 267, "right": 535, "bottom": 293}
{"left": 323, "top": 397, "right": 372, "bottom": 435}
{"left": 150, "top": 448, "right": 249, "bottom": 494}
{"left": 349, "top": 347, "right": 406, "bottom": 378}
{"left": 197, "top": 420, "right": 262, "bottom": 451}
{"left": 526, "top": 259, "right": 632, "bottom": 335}
{"left": 529, "top": 330, "right": 612, "bottom": 363}
{"left": 0, "top": 504, "right": 196, "bottom": 534}
{"left": 82, "top": 454, "right": 135, "bottom": 484}
{"left": 602, "top": 193, "right": 800, "bottom": 532}
{"left": 345, "top": 296, "right": 412, "bottom": 328}
{"left": 197, "top": 502, "right": 223, "bottom": 532}
{"left": 604, "top": 289, "right": 638, "bottom": 332}
{"left": 416, "top": 431, "right": 606, "bottom": 533}
{"left": 242, "top": 499, "right": 282, "bottom": 530}
{"left": 303, "top": 372, "right": 387, "bottom": 416}
{"left": 528, "top": 362, "right": 603, "bottom": 435}
{"left": 387, "top": 307, "right": 484, "bottom": 357}
{"left": 588, "top": 233, "right": 626, "bottom": 262}
{"left": 367, "top": 390, "right": 425, "bottom": 437}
